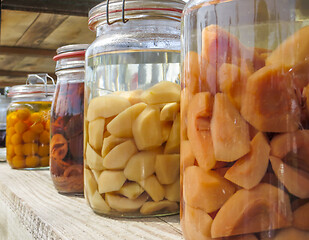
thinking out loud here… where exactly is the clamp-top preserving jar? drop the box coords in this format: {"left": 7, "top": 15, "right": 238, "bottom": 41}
{"left": 51, "top": 44, "right": 88, "bottom": 194}
{"left": 6, "top": 74, "right": 54, "bottom": 169}
{"left": 181, "top": 0, "right": 309, "bottom": 239}
{"left": 85, "top": 0, "right": 185, "bottom": 217}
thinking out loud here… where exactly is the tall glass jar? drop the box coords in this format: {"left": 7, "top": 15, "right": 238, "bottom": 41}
{"left": 84, "top": 0, "right": 185, "bottom": 217}
{"left": 181, "top": 0, "right": 309, "bottom": 239}
{"left": 6, "top": 74, "right": 55, "bottom": 169}
{"left": 51, "top": 44, "right": 88, "bottom": 194}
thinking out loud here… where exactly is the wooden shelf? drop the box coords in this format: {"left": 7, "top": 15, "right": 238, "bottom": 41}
{"left": 0, "top": 162, "right": 183, "bottom": 240}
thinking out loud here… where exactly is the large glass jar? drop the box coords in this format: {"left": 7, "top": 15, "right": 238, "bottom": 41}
{"left": 181, "top": 0, "right": 309, "bottom": 239}
{"left": 50, "top": 44, "right": 88, "bottom": 194}
{"left": 84, "top": 0, "right": 185, "bottom": 217}
{"left": 6, "top": 74, "right": 55, "bottom": 169}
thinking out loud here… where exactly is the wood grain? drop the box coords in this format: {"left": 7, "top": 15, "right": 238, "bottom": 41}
{"left": 0, "top": 162, "right": 184, "bottom": 240}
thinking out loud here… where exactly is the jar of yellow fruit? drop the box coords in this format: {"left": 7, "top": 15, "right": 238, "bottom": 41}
{"left": 6, "top": 74, "right": 55, "bottom": 169}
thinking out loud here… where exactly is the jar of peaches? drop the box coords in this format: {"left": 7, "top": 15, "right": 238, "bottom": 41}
{"left": 6, "top": 74, "right": 55, "bottom": 169}
{"left": 84, "top": 0, "right": 185, "bottom": 217}
{"left": 181, "top": 0, "right": 309, "bottom": 239}
{"left": 50, "top": 44, "right": 88, "bottom": 194}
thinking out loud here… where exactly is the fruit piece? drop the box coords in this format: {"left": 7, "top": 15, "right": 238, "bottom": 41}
{"left": 97, "top": 170, "right": 126, "bottom": 193}
{"left": 86, "top": 142, "right": 105, "bottom": 170}
{"left": 270, "top": 156, "right": 309, "bottom": 199}
{"left": 161, "top": 121, "right": 172, "bottom": 142}
{"left": 30, "top": 122, "right": 44, "bottom": 134}
{"left": 87, "top": 95, "right": 131, "bottom": 122}
{"left": 88, "top": 118, "right": 105, "bottom": 151}
{"left": 164, "top": 113, "right": 180, "bottom": 154}
{"left": 124, "top": 150, "right": 156, "bottom": 181}
{"left": 187, "top": 92, "right": 216, "bottom": 170}
{"left": 88, "top": 191, "right": 111, "bottom": 214}
{"left": 241, "top": 65, "right": 300, "bottom": 132}
{"left": 138, "top": 175, "right": 165, "bottom": 202}
{"left": 224, "top": 132, "right": 270, "bottom": 189}
{"left": 7, "top": 112, "right": 18, "bottom": 127}
{"left": 293, "top": 202, "right": 309, "bottom": 230}
{"left": 211, "top": 183, "right": 292, "bottom": 238}
{"left": 23, "top": 143, "right": 38, "bottom": 155}
{"left": 117, "top": 89, "right": 143, "bottom": 105}
{"left": 17, "top": 108, "right": 31, "bottom": 120}
{"left": 84, "top": 168, "right": 98, "bottom": 196}
{"left": 132, "top": 105, "right": 162, "bottom": 150}
{"left": 11, "top": 133, "right": 22, "bottom": 145}
{"left": 14, "top": 144, "right": 24, "bottom": 156}
{"left": 211, "top": 93, "right": 250, "bottom": 162}
{"left": 40, "top": 157, "right": 49, "bottom": 167}
{"left": 116, "top": 182, "right": 144, "bottom": 200}
{"left": 155, "top": 154, "right": 180, "bottom": 185}
{"left": 160, "top": 103, "right": 180, "bottom": 121}
{"left": 11, "top": 155, "right": 25, "bottom": 169}
{"left": 25, "top": 155, "right": 40, "bottom": 168}
{"left": 180, "top": 140, "right": 195, "bottom": 170}
{"left": 22, "top": 130, "right": 38, "bottom": 143}
{"left": 140, "top": 200, "right": 178, "bottom": 215}
{"left": 107, "top": 102, "right": 147, "bottom": 138}
{"left": 39, "top": 130, "right": 50, "bottom": 144}
{"left": 14, "top": 120, "right": 27, "bottom": 134}
{"left": 184, "top": 166, "right": 235, "bottom": 213}
{"left": 269, "top": 227, "right": 309, "bottom": 240}
{"left": 38, "top": 144, "right": 49, "bottom": 157}
{"left": 182, "top": 204, "right": 213, "bottom": 240}
{"left": 103, "top": 140, "right": 137, "bottom": 170}
{"left": 304, "top": 84, "right": 309, "bottom": 116}
{"left": 164, "top": 178, "right": 180, "bottom": 202}
{"left": 101, "top": 135, "right": 126, "bottom": 158}
{"left": 226, "top": 234, "right": 258, "bottom": 240}
{"left": 141, "top": 81, "right": 180, "bottom": 104}
{"left": 105, "top": 192, "right": 148, "bottom": 213}
{"left": 50, "top": 134, "right": 68, "bottom": 159}
{"left": 266, "top": 26, "right": 309, "bottom": 67}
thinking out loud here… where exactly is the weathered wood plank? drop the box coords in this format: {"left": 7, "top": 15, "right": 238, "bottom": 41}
{"left": 0, "top": 46, "right": 55, "bottom": 58}
{"left": 16, "top": 13, "right": 69, "bottom": 47}
{"left": 0, "top": 10, "right": 39, "bottom": 46}
{"left": 0, "top": 76, "right": 26, "bottom": 87}
{"left": 0, "top": 163, "right": 184, "bottom": 240}
{"left": 12, "top": 56, "right": 55, "bottom": 73}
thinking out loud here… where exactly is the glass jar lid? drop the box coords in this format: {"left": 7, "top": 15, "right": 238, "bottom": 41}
{"left": 8, "top": 74, "right": 55, "bottom": 98}
{"left": 88, "top": 0, "right": 185, "bottom": 30}
{"left": 54, "top": 44, "right": 89, "bottom": 71}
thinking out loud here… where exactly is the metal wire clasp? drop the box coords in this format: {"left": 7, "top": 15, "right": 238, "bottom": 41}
{"left": 106, "top": 0, "right": 129, "bottom": 25}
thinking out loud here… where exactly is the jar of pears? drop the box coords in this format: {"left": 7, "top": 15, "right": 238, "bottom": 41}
{"left": 6, "top": 74, "right": 55, "bottom": 169}
{"left": 181, "top": 0, "right": 309, "bottom": 239}
{"left": 84, "top": 0, "right": 185, "bottom": 217}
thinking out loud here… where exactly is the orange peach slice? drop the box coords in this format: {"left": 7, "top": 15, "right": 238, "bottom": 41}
{"left": 184, "top": 166, "right": 235, "bottom": 213}
{"left": 211, "top": 183, "right": 292, "bottom": 238}
{"left": 224, "top": 132, "right": 270, "bottom": 189}
{"left": 211, "top": 93, "right": 250, "bottom": 162}
{"left": 180, "top": 140, "right": 195, "bottom": 171}
{"left": 293, "top": 202, "right": 309, "bottom": 230}
{"left": 270, "top": 156, "right": 309, "bottom": 199}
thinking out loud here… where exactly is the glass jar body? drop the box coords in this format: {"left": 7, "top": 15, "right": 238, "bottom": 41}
{"left": 6, "top": 95, "right": 52, "bottom": 169}
{"left": 85, "top": 19, "right": 182, "bottom": 217}
{"left": 181, "top": 0, "right": 309, "bottom": 239}
{"left": 50, "top": 70, "right": 84, "bottom": 194}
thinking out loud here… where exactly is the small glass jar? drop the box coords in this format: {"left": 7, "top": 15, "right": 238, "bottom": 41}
{"left": 181, "top": 0, "right": 309, "bottom": 239}
{"left": 84, "top": 0, "right": 185, "bottom": 217}
{"left": 0, "top": 94, "right": 11, "bottom": 147}
{"left": 6, "top": 74, "right": 55, "bottom": 169}
{"left": 50, "top": 44, "right": 88, "bottom": 194}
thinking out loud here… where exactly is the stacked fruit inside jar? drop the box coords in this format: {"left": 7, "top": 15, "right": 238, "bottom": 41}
{"left": 6, "top": 102, "right": 51, "bottom": 169}
{"left": 181, "top": 25, "right": 309, "bottom": 239}
{"left": 84, "top": 81, "right": 181, "bottom": 216}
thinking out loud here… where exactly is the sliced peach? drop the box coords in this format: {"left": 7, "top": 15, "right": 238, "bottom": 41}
{"left": 187, "top": 92, "right": 216, "bottom": 170}
{"left": 293, "top": 202, "right": 309, "bottom": 230}
{"left": 211, "top": 183, "right": 292, "bottom": 238}
{"left": 211, "top": 93, "right": 250, "bottom": 162}
{"left": 266, "top": 26, "right": 309, "bottom": 67}
{"left": 184, "top": 166, "right": 235, "bottom": 213}
{"left": 269, "top": 227, "right": 309, "bottom": 240}
{"left": 270, "top": 156, "right": 309, "bottom": 199}
{"left": 182, "top": 204, "right": 213, "bottom": 240}
{"left": 225, "top": 132, "right": 270, "bottom": 189}
{"left": 241, "top": 65, "right": 300, "bottom": 132}
{"left": 180, "top": 140, "right": 195, "bottom": 171}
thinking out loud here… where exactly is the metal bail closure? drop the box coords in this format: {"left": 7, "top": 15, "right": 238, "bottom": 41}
{"left": 106, "top": 0, "right": 129, "bottom": 25}
{"left": 26, "top": 73, "right": 55, "bottom": 97}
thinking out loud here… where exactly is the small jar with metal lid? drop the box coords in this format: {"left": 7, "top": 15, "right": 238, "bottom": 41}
{"left": 50, "top": 44, "right": 88, "bottom": 194}
{"left": 84, "top": 0, "right": 185, "bottom": 217}
{"left": 6, "top": 74, "right": 55, "bottom": 169}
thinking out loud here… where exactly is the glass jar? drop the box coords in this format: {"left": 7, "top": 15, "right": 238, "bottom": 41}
{"left": 181, "top": 0, "right": 309, "bottom": 239}
{"left": 6, "top": 74, "right": 55, "bottom": 169}
{"left": 84, "top": 0, "right": 185, "bottom": 217}
{"left": 0, "top": 94, "right": 11, "bottom": 147}
{"left": 50, "top": 44, "right": 88, "bottom": 194}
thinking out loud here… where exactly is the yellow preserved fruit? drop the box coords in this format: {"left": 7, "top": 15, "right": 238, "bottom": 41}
{"left": 6, "top": 101, "right": 51, "bottom": 169}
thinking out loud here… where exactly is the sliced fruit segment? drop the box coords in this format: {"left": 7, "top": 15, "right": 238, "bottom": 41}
{"left": 293, "top": 202, "right": 309, "bottom": 230}
{"left": 211, "top": 93, "right": 250, "bottom": 162}
{"left": 211, "top": 183, "right": 292, "bottom": 238}
{"left": 116, "top": 182, "right": 144, "bottom": 200}
{"left": 164, "top": 113, "right": 180, "bottom": 154}
{"left": 84, "top": 169, "right": 98, "bottom": 196}
{"left": 101, "top": 135, "right": 126, "bottom": 158}
{"left": 140, "top": 200, "right": 178, "bottom": 215}
{"left": 164, "top": 178, "right": 180, "bottom": 202}
{"left": 184, "top": 166, "right": 235, "bottom": 213}
{"left": 160, "top": 102, "right": 180, "bottom": 121}
{"left": 86, "top": 143, "right": 105, "bottom": 170}
{"left": 155, "top": 154, "right": 180, "bottom": 185}
{"left": 88, "top": 118, "right": 105, "bottom": 151}
{"left": 225, "top": 132, "right": 270, "bottom": 189}
{"left": 97, "top": 170, "right": 126, "bottom": 193}
{"left": 270, "top": 156, "right": 309, "bottom": 199}
{"left": 180, "top": 140, "right": 195, "bottom": 170}
{"left": 138, "top": 175, "right": 165, "bottom": 202}
{"left": 105, "top": 193, "right": 148, "bottom": 213}
{"left": 88, "top": 190, "right": 111, "bottom": 214}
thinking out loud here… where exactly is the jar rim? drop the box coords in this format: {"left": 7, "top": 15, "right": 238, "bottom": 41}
{"left": 53, "top": 50, "right": 86, "bottom": 61}
{"left": 56, "top": 44, "right": 89, "bottom": 55}
{"left": 88, "top": 0, "right": 185, "bottom": 31}
{"left": 7, "top": 84, "right": 55, "bottom": 98}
